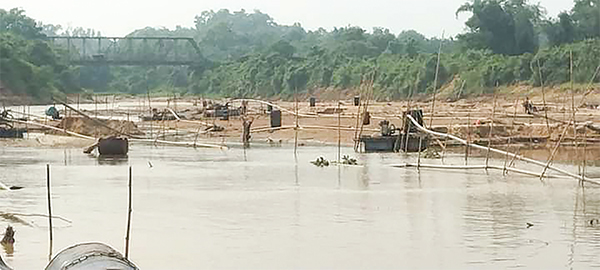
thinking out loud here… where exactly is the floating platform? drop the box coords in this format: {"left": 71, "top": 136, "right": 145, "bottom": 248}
{"left": 359, "top": 133, "right": 428, "bottom": 153}
{"left": 0, "top": 128, "right": 25, "bottom": 139}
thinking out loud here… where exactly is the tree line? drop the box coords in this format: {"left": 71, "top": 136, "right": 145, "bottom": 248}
{"left": 1, "top": 0, "right": 599, "bottom": 102}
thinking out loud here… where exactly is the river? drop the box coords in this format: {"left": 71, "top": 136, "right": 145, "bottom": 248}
{"left": 1, "top": 144, "right": 600, "bottom": 269}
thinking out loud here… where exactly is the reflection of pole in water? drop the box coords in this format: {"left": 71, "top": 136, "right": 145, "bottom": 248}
{"left": 568, "top": 183, "right": 582, "bottom": 268}
{"left": 360, "top": 157, "right": 370, "bottom": 189}
{"left": 294, "top": 161, "right": 299, "bottom": 186}
{"left": 337, "top": 163, "right": 341, "bottom": 189}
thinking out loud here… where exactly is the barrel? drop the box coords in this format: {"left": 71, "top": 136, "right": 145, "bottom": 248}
{"left": 270, "top": 110, "right": 281, "bottom": 128}
{"left": 98, "top": 137, "right": 129, "bottom": 156}
{"left": 45, "top": 242, "right": 138, "bottom": 270}
{"left": 354, "top": 96, "right": 360, "bottom": 106}
{"left": 309, "top": 97, "right": 316, "bottom": 107}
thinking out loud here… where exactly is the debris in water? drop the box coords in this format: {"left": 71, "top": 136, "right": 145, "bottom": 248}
{"left": 311, "top": 157, "right": 330, "bottom": 167}
{"left": 423, "top": 148, "right": 442, "bottom": 159}
{"left": 341, "top": 155, "right": 358, "bottom": 165}
{"left": 0, "top": 226, "right": 14, "bottom": 246}
{"left": 311, "top": 156, "right": 358, "bottom": 167}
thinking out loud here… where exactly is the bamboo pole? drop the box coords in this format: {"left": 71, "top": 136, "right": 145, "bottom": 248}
{"left": 465, "top": 113, "right": 470, "bottom": 165}
{"left": 46, "top": 164, "right": 53, "bottom": 261}
{"left": 417, "top": 136, "right": 422, "bottom": 171}
{"left": 337, "top": 92, "right": 341, "bottom": 164}
{"left": 536, "top": 59, "right": 551, "bottom": 135}
{"left": 125, "top": 166, "right": 132, "bottom": 259}
{"left": 353, "top": 79, "right": 365, "bottom": 151}
{"left": 485, "top": 92, "right": 497, "bottom": 170}
{"left": 503, "top": 99, "right": 519, "bottom": 176}
{"left": 357, "top": 74, "right": 375, "bottom": 150}
{"left": 294, "top": 86, "right": 299, "bottom": 157}
{"left": 571, "top": 50, "right": 576, "bottom": 137}
{"left": 392, "top": 163, "right": 563, "bottom": 179}
{"left": 405, "top": 114, "right": 600, "bottom": 185}
{"left": 429, "top": 32, "right": 444, "bottom": 127}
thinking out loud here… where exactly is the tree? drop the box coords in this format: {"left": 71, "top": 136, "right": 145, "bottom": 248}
{"left": 571, "top": 0, "right": 600, "bottom": 39}
{"left": 0, "top": 8, "right": 43, "bottom": 39}
{"left": 456, "top": 0, "right": 544, "bottom": 55}
{"left": 544, "top": 12, "right": 577, "bottom": 46}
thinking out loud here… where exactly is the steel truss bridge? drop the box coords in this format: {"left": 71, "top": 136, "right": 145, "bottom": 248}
{"left": 46, "top": 36, "right": 205, "bottom": 66}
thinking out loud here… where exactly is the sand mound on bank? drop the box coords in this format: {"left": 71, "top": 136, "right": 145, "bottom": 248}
{"left": 56, "top": 117, "right": 144, "bottom": 137}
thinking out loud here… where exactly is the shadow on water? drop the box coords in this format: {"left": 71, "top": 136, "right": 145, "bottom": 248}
{"left": 95, "top": 155, "right": 129, "bottom": 166}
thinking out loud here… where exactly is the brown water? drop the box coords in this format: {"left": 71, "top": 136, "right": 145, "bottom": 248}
{"left": 1, "top": 144, "right": 600, "bottom": 269}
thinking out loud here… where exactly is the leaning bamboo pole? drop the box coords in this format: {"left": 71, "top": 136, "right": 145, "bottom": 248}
{"left": 404, "top": 114, "right": 600, "bottom": 185}
{"left": 125, "top": 166, "right": 133, "bottom": 259}
{"left": 392, "top": 163, "right": 563, "bottom": 179}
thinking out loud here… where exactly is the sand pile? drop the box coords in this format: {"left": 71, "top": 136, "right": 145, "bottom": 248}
{"left": 56, "top": 117, "right": 144, "bottom": 137}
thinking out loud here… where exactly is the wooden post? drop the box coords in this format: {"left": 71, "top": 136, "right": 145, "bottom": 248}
{"left": 417, "top": 136, "right": 423, "bottom": 171}
{"left": 294, "top": 87, "right": 299, "bottom": 157}
{"left": 125, "top": 166, "right": 133, "bottom": 259}
{"left": 46, "top": 164, "right": 53, "bottom": 261}
{"left": 465, "top": 113, "right": 470, "bottom": 165}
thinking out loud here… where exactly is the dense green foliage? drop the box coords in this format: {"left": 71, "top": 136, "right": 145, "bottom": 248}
{"left": 1, "top": 0, "right": 600, "bottom": 102}
{"left": 0, "top": 9, "right": 79, "bottom": 100}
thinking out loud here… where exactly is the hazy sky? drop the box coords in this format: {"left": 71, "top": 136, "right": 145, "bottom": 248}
{"left": 2, "top": 0, "right": 574, "bottom": 38}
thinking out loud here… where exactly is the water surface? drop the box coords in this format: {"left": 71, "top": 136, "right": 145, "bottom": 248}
{"left": 0, "top": 145, "right": 600, "bottom": 269}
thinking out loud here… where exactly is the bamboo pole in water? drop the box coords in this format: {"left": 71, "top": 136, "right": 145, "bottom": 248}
{"left": 125, "top": 166, "right": 133, "bottom": 259}
{"left": 46, "top": 164, "right": 53, "bottom": 261}
{"left": 392, "top": 163, "right": 564, "bottom": 179}
{"left": 536, "top": 59, "right": 551, "bottom": 135}
{"left": 357, "top": 74, "right": 375, "bottom": 151}
{"left": 353, "top": 79, "right": 365, "bottom": 151}
{"left": 417, "top": 136, "right": 422, "bottom": 171}
{"left": 485, "top": 92, "right": 497, "bottom": 170}
{"left": 465, "top": 113, "right": 470, "bottom": 165}
{"left": 404, "top": 114, "right": 600, "bottom": 185}
{"left": 294, "top": 87, "right": 299, "bottom": 157}
{"left": 337, "top": 92, "right": 341, "bottom": 164}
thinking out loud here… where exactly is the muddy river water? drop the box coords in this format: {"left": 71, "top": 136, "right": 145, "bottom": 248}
{"left": 1, "top": 144, "right": 600, "bottom": 269}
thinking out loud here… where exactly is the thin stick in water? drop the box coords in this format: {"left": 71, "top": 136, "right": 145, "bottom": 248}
{"left": 485, "top": 91, "right": 497, "bottom": 170}
{"left": 125, "top": 166, "right": 133, "bottom": 259}
{"left": 46, "top": 164, "right": 53, "bottom": 261}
